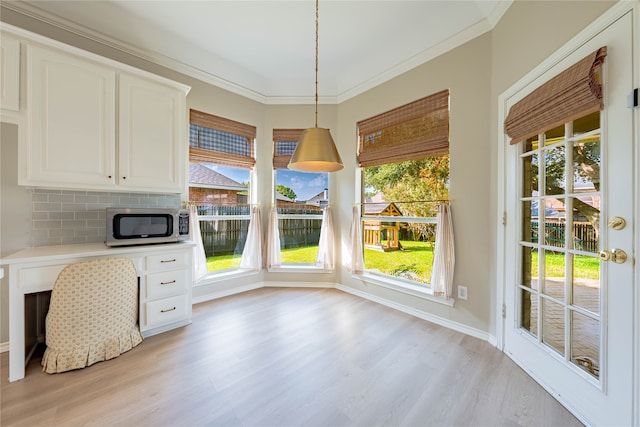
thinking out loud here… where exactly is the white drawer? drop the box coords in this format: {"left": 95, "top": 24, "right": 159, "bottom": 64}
{"left": 146, "top": 251, "right": 189, "bottom": 272}
{"left": 146, "top": 269, "right": 188, "bottom": 299}
{"left": 145, "top": 294, "right": 188, "bottom": 327}
{"left": 18, "top": 264, "right": 66, "bottom": 292}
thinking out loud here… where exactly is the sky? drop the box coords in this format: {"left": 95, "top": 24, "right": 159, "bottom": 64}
{"left": 208, "top": 165, "right": 328, "bottom": 201}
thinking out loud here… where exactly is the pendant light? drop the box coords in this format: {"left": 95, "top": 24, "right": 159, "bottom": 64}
{"left": 288, "top": 0, "right": 343, "bottom": 172}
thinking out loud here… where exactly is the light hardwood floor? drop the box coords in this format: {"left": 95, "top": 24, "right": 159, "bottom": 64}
{"left": 1, "top": 287, "right": 582, "bottom": 426}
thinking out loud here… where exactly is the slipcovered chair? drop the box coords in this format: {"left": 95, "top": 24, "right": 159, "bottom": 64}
{"left": 42, "top": 257, "right": 143, "bottom": 374}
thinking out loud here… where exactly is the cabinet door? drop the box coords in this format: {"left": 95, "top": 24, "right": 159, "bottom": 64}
{"left": 118, "top": 73, "right": 185, "bottom": 193}
{"left": 24, "top": 45, "right": 116, "bottom": 187}
{"left": 1, "top": 34, "right": 20, "bottom": 112}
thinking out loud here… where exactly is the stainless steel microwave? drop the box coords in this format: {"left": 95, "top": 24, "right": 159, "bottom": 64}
{"left": 105, "top": 207, "right": 190, "bottom": 247}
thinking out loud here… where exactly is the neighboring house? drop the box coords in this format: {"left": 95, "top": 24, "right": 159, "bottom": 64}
{"left": 188, "top": 163, "right": 247, "bottom": 205}
{"left": 275, "top": 191, "right": 297, "bottom": 208}
{"left": 305, "top": 188, "right": 329, "bottom": 208}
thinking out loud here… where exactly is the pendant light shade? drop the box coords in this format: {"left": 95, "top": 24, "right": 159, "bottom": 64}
{"left": 288, "top": 0, "right": 343, "bottom": 172}
{"left": 288, "top": 127, "right": 343, "bottom": 172}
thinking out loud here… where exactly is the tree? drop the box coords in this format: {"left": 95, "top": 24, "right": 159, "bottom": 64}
{"left": 364, "top": 155, "right": 449, "bottom": 241}
{"left": 276, "top": 184, "right": 297, "bottom": 201}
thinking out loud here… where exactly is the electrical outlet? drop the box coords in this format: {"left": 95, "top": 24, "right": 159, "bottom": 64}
{"left": 457, "top": 285, "right": 468, "bottom": 300}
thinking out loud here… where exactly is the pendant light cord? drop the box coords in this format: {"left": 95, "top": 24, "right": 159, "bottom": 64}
{"left": 314, "top": 0, "right": 319, "bottom": 128}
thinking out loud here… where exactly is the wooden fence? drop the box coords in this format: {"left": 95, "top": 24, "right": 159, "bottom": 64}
{"left": 196, "top": 205, "right": 322, "bottom": 256}
{"left": 531, "top": 221, "right": 598, "bottom": 252}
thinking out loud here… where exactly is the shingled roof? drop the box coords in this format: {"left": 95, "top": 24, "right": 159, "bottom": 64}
{"left": 189, "top": 163, "right": 246, "bottom": 190}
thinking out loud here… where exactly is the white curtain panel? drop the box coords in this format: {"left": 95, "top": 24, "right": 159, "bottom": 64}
{"left": 315, "top": 206, "right": 335, "bottom": 270}
{"left": 239, "top": 205, "right": 262, "bottom": 271}
{"left": 430, "top": 204, "right": 455, "bottom": 299}
{"left": 188, "top": 205, "right": 209, "bottom": 282}
{"left": 350, "top": 205, "right": 364, "bottom": 274}
{"left": 265, "top": 206, "right": 281, "bottom": 269}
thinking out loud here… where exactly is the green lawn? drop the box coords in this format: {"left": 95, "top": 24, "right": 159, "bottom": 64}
{"left": 531, "top": 251, "right": 599, "bottom": 280}
{"left": 206, "top": 245, "right": 320, "bottom": 272}
{"left": 205, "top": 243, "right": 600, "bottom": 284}
{"left": 365, "top": 240, "right": 434, "bottom": 284}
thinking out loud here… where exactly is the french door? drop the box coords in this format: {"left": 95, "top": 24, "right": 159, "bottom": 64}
{"left": 503, "top": 11, "right": 634, "bottom": 426}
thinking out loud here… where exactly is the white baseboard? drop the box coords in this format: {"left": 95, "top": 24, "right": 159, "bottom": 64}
{"left": 0, "top": 341, "right": 8, "bottom": 353}
{"left": 335, "top": 284, "right": 491, "bottom": 342}
{"left": 264, "top": 281, "right": 336, "bottom": 289}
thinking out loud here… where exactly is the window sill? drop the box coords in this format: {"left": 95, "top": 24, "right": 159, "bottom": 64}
{"left": 194, "top": 268, "right": 259, "bottom": 286}
{"left": 352, "top": 271, "right": 455, "bottom": 307}
{"left": 268, "top": 263, "right": 333, "bottom": 274}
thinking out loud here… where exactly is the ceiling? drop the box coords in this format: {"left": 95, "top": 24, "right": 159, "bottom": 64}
{"left": 6, "top": 0, "right": 512, "bottom": 103}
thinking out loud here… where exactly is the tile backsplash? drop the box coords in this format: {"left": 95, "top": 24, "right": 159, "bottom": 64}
{"left": 30, "top": 189, "right": 182, "bottom": 246}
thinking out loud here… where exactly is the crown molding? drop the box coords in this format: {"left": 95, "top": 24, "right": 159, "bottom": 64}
{"left": 3, "top": 0, "right": 513, "bottom": 106}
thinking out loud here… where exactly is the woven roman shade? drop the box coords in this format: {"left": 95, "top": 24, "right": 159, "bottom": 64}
{"left": 357, "top": 89, "right": 449, "bottom": 167}
{"left": 505, "top": 47, "right": 607, "bottom": 145}
{"left": 189, "top": 109, "right": 256, "bottom": 169}
{"left": 273, "top": 129, "right": 304, "bottom": 169}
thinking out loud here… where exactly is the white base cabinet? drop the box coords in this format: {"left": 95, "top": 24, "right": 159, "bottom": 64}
{"left": 1, "top": 241, "right": 195, "bottom": 382}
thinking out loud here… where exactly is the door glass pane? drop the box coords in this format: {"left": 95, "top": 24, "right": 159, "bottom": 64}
{"left": 571, "top": 310, "right": 600, "bottom": 379}
{"left": 524, "top": 135, "right": 539, "bottom": 152}
{"left": 522, "top": 246, "right": 538, "bottom": 289}
{"left": 521, "top": 288, "right": 538, "bottom": 337}
{"left": 573, "top": 255, "right": 600, "bottom": 315}
{"left": 573, "top": 111, "right": 600, "bottom": 135}
{"left": 522, "top": 200, "right": 535, "bottom": 243}
{"left": 544, "top": 250, "right": 565, "bottom": 301}
{"left": 545, "top": 145, "right": 566, "bottom": 195}
{"left": 544, "top": 125, "right": 565, "bottom": 145}
{"left": 572, "top": 135, "right": 600, "bottom": 191}
{"left": 523, "top": 153, "right": 538, "bottom": 196}
{"left": 570, "top": 195, "right": 600, "bottom": 253}
{"left": 542, "top": 198, "right": 566, "bottom": 249}
{"left": 542, "top": 298, "right": 565, "bottom": 355}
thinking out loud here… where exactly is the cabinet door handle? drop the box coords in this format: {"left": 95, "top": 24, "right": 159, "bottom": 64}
{"left": 160, "top": 280, "right": 176, "bottom": 285}
{"left": 108, "top": 175, "right": 112, "bottom": 179}
{"left": 122, "top": 176, "right": 127, "bottom": 180}
{"left": 160, "top": 259, "right": 176, "bottom": 263}
{"left": 161, "top": 307, "right": 177, "bottom": 313}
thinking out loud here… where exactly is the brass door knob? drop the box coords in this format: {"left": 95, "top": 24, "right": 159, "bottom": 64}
{"left": 599, "top": 248, "right": 628, "bottom": 264}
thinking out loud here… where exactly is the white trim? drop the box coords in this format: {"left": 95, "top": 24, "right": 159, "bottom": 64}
{"left": 193, "top": 269, "right": 260, "bottom": 287}
{"left": 495, "top": 0, "right": 635, "bottom": 359}
{"left": 352, "top": 272, "right": 455, "bottom": 307}
{"left": 2, "top": 1, "right": 512, "bottom": 105}
{"left": 497, "top": 2, "right": 638, "bottom": 425}
{"left": 192, "top": 282, "right": 264, "bottom": 305}
{"left": 336, "top": 284, "right": 490, "bottom": 342}
{"left": 267, "top": 265, "right": 333, "bottom": 274}
{"left": 0, "top": 22, "right": 190, "bottom": 94}
{"left": 632, "top": 5, "right": 640, "bottom": 426}
{"left": 264, "top": 281, "right": 336, "bottom": 289}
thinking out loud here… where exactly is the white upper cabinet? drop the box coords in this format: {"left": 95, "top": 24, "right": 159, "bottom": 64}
{"left": 24, "top": 45, "right": 117, "bottom": 187}
{"left": 1, "top": 34, "right": 21, "bottom": 112}
{"left": 18, "top": 38, "right": 189, "bottom": 193}
{"left": 118, "top": 73, "right": 185, "bottom": 192}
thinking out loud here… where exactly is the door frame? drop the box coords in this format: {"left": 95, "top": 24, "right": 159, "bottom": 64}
{"left": 495, "top": 2, "right": 639, "bottom": 424}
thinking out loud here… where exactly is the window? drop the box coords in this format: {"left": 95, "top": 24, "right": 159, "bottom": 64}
{"left": 357, "top": 90, "right": 450, "bottom": 288}
{"left": 189, "top": 109, "right": 256, "bottom": 273}
{"left": 273, "top": 129, "right": 328, "bottom": 265}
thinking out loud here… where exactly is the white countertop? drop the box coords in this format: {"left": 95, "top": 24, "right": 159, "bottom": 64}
{"left": 0, "top": 241, "right": 195, "bottom": 265}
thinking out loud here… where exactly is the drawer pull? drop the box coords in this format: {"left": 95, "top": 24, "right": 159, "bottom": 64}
{"left": 160, "top": 259, "right": 176, "bottom": 263}
{"left": 161, "top": 307, "right": 177, "bottom": 313}
{"left": 160, "top": 280, "right": 176, "bottom": 285}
